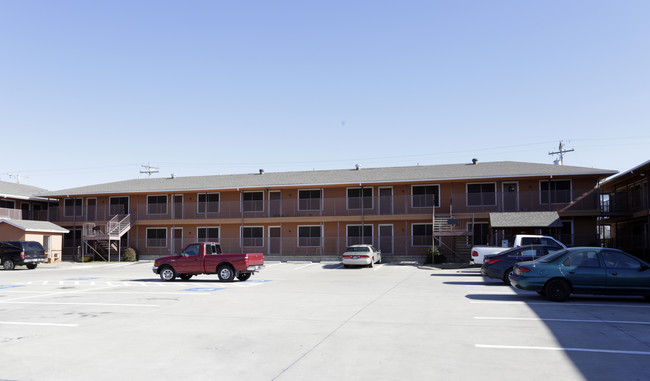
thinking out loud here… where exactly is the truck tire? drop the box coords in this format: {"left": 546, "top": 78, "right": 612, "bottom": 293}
{"left": 2, "top": 258, "right": 15, "bottom": 270}
{"left": 159, "top": 265, "right": 176, "bottom": 282}
{"left": 237, "top": 272, "right": 251, "bottom": 281}
{"left": 26, "top": 263, "right": 38, "bottom": 270}
{"left": 217, "top": 265, "right": 235, "bottom": 282}
{"left": 179, "top": 274, "right": 193, "bottom": 281}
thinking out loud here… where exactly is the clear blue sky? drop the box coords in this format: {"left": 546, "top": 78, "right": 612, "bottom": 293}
{"left": 2, "top": 1, "right": 649, "bottom": 190}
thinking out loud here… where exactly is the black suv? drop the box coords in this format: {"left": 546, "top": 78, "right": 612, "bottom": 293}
{"left": 1, "top": 241, "right": 46, "bottom": 270}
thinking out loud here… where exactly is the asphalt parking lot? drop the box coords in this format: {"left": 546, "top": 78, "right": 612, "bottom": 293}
{"left": 2, "top": 261, "right": 650, "bottom": 381}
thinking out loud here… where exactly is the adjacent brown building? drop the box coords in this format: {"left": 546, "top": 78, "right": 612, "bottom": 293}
{"left": 600, "top": 160, "right": 650, "bottom": 261}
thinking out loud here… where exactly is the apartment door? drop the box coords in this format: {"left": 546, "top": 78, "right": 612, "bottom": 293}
{"left": 269, "top": 227, "right": 281, "bottom": 255}
{"left": 87, "top": 198, "right": 97, "bottom": 221}
{"left": 269, "top": 191, "right": 282, "bottom": 217}
{"left": 173, "top": 195, "right": 183, "bottom": 219}
{"left": 172, "top": 228, "right": 183, "bottom": 254}
{"left": 502, "top": 182, "right": 519, "bottom": 212}
{"left": 379, "top": 225, "right": 394, "bottom": 254}
{"left": 379, "top": 187, "right": 393, "bottom": 215}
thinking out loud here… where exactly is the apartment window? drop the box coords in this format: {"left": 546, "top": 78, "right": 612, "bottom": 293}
{"left": 0, "top": 200, "right": 15, "bottom": 209}
{"left": 64, "top": 198, "right": 83, "bottom": 217}
{"left": 298, "top": 190, "right": 321, "bottom": 211}
{"left": 242, "top": 226, "right": 264, "bottom": 247}
{"left": 467, "top": 183, "right": 496, "bottom": 206}
{"left": 147, "top": 195, "right": 168, "bottom": 215}
{"left": 347, "top": 188, "right": 373, "bottom": 210}
{"left": 298, "top": 226, "right": 321, "bottom": 247}
{"left": 412, "top": 224, "right": 433, "bottom": 246}
{"left": 63, "top": 229, "right": 82, "bottom": 248}
{"left": 540, "top": 180, "right": 572, "bottom": 204}
{"left": 197, "top": 227, "right": 220, "bottom": 242}
{"left": 347, "top": 225, "right": 373, "bottom": 246}
{"left": 198, "top": 193, "right": 220, "bottom": 213}
{"left": 242, "top": 192, "right": 264, "bottom": 212}
{"left": 146, "top": 228, "right": 167, "bottom": 248}
{"left": 110, "top": 197, "right": 129, "bottom": 215}
{"left": 412, "top": 185, "right": 439, "bottom": 208}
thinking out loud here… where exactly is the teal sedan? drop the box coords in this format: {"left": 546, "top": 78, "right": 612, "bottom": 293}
{"left": 509, "top": 247, "right": 650, "bottom": 302}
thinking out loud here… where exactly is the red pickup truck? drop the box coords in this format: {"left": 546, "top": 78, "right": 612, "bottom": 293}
{"left": 152, "top": 242, "right": 264, "bottom": 282}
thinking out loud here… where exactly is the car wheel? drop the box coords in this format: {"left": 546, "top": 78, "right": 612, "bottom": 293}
{"left": 369, "top": 257, "right": 374, "bottom": 268}
{"left": 26, "top": 263, "right": 38, "bottom": 270}
{"left": 159, "top": 266, "right": 176, "bottom": 282}
{"left": 237, "top": 272, "right": 251, "bottom": 281}
{"left": 544, "top": 279, "right": 571, "bottom": 302}
{"left": 502, "top": 268, "right": 513, "bottom": 285}
{"left": 218, "top": 265, "right": 235, "bottom": 282}
{"left": 2, "top": 258, "right": 15, "bottom": 270}
{"left": 179, "top": 274, "right": 193, "bottom": 281}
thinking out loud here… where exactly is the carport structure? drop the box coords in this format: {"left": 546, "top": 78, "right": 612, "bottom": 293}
{"left": 487, "top": 211, "right": 564, "bottom": 246}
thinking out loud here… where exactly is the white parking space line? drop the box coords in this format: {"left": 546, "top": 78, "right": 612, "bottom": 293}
{"left": 0, "top": 321, "right": 78, "bottom": 327}
{"left": 476, "top": 344, "right": 650, "bottom": 356}
{"left": 470, "top": 301, "right": 650, "bottom": 308}
{"left": 475, "top": 317, "right": 650, "bottom": 325}
{"left": 294, "top": 263, "right": 317, "bottom": 270}
{"left": 0, "top": 301, "right": 158, "bottom": 307}
{"left": 373, "top": 264, "right": 386, "bottom": 270}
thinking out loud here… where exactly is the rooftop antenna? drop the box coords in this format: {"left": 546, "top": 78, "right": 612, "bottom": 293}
{"left": 548, "top": 140, "right": 574, "bottom": 165}
{"left": 7, "top": 173, "right": 28, "bottom": 184}
{"left": 140, "top": 163, "right": 160, "bottom": 178}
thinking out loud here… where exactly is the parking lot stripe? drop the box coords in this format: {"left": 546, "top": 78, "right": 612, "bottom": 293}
{"left": 0, "top": 321, "right": 78, "bottom": 327}
{"left": 475, "top": 317, "right": 650, "bottom": 325}
{"left": 0, "top": 301, "right": 158, "bottom": 307}
{"left": 294, "top": 263, "right": 316, "bottom": 270}
{"left": 476, "top": 344, "right": 650, "bottom": 356}
{"left": 470, "top": 301, "right": 650, "bottom": 308}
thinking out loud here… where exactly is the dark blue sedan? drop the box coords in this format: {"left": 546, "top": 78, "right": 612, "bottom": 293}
{"left": 510, "top": 247, "right": 650, "bottom": 302}
{"left": 481, "top": 245, "right": 558, "bottom": 284}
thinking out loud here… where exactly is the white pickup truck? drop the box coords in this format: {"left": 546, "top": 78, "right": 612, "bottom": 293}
{"left": 470, "top": 235, "right": 566, "bottom": 265}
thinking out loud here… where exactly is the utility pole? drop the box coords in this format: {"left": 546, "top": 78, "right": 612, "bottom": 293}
{"left": 7, "top": 173, "right": 28, "bottom": 184}
{"left": 549, "top": 141, "right": 574, "bottom": 165}
{"left": 140, "top": 163, "right": 160, "bottom": 178}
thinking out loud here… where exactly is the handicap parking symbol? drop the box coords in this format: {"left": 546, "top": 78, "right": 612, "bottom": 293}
{"left": 183, "top": 288, "right": 224, "bottom": 292}
{"left": 0, "top": 285, "right": 22, "bottom": 289}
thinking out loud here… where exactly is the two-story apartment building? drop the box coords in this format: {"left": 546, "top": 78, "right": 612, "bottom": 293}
{"left": 600, "top": 159, "right": 650, "bottom": 261}
{"left": 39, "top": 161, "right": 616, "bottom": 261}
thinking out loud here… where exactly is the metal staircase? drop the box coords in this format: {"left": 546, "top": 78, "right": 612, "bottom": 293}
{"left": 81, "top": 214, "right": 132, "bottom": 261}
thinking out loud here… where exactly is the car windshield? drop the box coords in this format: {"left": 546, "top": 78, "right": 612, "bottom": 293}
{"left": 346, "top": 247, "right": 370, "bottom": 252}
{"left": 537, "top": 249, "right": 568, "bottom": 263}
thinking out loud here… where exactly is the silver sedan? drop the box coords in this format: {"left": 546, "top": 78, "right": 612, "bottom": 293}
{"left": 341, "top": 244, "right": 382, "bottom": 268}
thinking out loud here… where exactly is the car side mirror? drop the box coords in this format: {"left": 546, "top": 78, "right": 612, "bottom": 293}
{"left": 640, "top": 264, "right": 649, "bottom": 271}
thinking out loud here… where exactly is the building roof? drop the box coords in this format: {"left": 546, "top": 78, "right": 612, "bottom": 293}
{"left": 489, "top": 211, "right": 563, "bottom": 228}
{"left": 599, "top": 159, "right": 650, "bottom": 190}
{"left": 0, "top": 218, "right": 69, "bottom": 234}
{"left": 39, "top": 161, "right": 617, "bottom": 197}
{"left": 0, "top": 181, "right": 51, "bottom": 201}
